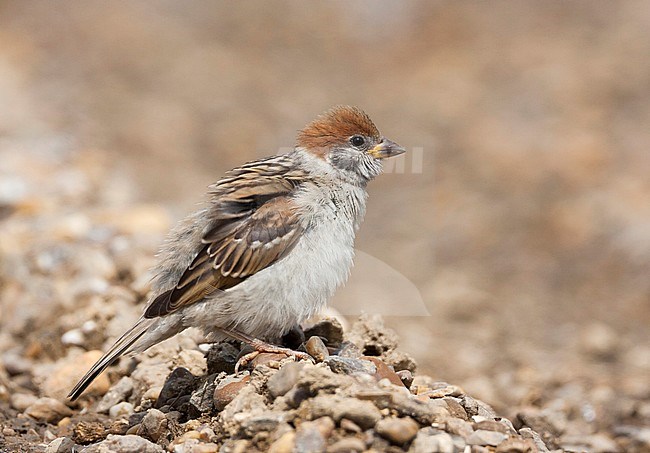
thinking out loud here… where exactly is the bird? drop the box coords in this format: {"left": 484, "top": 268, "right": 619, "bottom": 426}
{"left": 68, "top": 105, "right": 405, "bottom": 400}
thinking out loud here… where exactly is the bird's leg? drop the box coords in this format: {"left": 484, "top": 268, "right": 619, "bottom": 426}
{"left": 216, "top": 327, "right": 312, "bottom": 373}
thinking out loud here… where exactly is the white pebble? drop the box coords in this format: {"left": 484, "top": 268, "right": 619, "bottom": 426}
{"left": 109, "top": 402, "right": 134, "bottom": 418}
{"left": 61, "top": 328, "right": 85, "bottom": 346}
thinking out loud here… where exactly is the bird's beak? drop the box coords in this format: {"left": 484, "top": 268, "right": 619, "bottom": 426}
{"left": 368, "top": 138, "right": 406, "bottom": 159}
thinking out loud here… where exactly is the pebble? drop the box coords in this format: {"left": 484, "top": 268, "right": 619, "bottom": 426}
{"left": 10, "top": 392, "right": 38, "bottom": 411}
{"left": 72, "top": 420, "right": 106, "bottom": 444}
{"left": 24, "top": 397, "right": 73, "bottom": 423}
{"left": 268, "top": 431, "right": 295, "bottom": 453}
{"left": 445, "top": 418, "right": 474, "bottom": 438}
{"left": 213, "top": 374, "right": 251, "bottom": 411}
{"left": 325, "top": 356, "right": 376, "bottom": 376}
{"left": 82, "top": 434, "right": 164, "bottom": 452}
{"left": 294, "top": 419, "right": 329, "bottom": 453}
{"left": 364, "top": 356, "right": 404, "bottom": 386}
{"left": 397, "top": 369, "right": 414, "bottom": 388}
{"left": 137, "top": 408, "right": 168, "bottom": 442}
{"left": 42, "top": 350, "right": 111, "bottom": 400}
{"left": 266, "top": 362, "right": 306, "bottom": 398}
{"left": 305, "top": 336, "right": 330, "bottom": 362}
{"left": 109, "top": 401, "right": 134, "bottom": 418}
{"left": 301, "top": 395, "right": 382, "bottom": 430}
{"left": 409, "top": 428, "right": 455, "bottom": 453}
{"left": 44, "top": 437, "right": 75, "bottom": 453}
{"left": 205, "top": 342, "right": 239, "bottom": 375}
{"left": 97, "top": 376, "right": 135, "bottom": 413}
{"left": 326, "top": 437, "right": 366, "bottom": 452}
{"left": 466, "top": 429, "right": 508, "bottom": 446}
{"left": 155, "top": 367, "right": 199, "bottom": 409}
{"left": 60, "top": 328, "right": 85, "bottom": 346}
{"left": 375, "top": 416, "right": 420, "bottom": 444}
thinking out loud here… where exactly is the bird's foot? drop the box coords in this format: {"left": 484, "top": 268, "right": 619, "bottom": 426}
{"left": 235, "top": 339, "right": 312, "bottom": 373}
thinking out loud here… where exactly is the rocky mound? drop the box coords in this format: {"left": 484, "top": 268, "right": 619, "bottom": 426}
{"left": 2, "top": 315, "right": 550, "bottom": 452}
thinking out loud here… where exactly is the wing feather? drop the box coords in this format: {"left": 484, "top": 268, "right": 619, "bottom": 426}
{"left": 144, "top": 157, "right": 307, "bottom": 319}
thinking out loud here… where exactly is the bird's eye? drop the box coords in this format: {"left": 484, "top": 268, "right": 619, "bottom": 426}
{"left": 350, "top": 135, "right": 365, "bottom": 147}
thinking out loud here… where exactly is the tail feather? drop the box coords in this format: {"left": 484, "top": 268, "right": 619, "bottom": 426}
{"left": 68, "top": 317, "right": 154, "bottom": 401}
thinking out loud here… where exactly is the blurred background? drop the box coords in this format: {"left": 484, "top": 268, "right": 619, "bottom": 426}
{"left": 1, "top": 0, "right": 648, "bottom": 446}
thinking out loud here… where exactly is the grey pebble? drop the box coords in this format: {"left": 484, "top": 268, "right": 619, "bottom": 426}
{"left": 97, "top": 376, "right": 134, "bottom": 413}
{"left": 325, "top": 356, "right": 376, "bottom": 376}
{"left": 82, "top": 434, "right": 163, "bottom": 453}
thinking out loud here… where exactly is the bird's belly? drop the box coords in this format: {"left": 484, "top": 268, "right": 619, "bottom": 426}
{"left": 184, "top": 218, "right": 355, "bottom": 340}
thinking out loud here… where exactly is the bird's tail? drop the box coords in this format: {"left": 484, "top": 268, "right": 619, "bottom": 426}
{"left": 68, "top": 317, "right": 155, "bottom": 401}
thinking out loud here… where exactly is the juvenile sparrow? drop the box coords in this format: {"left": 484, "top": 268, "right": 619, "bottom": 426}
{"left": 69, "top": 105, "right": 405, "bottom": 400}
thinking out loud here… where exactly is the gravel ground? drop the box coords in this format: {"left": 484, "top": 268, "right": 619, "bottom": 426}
{"left": 2, "top": 2, "right": 650, "bottom": 452}
{"left": 0, "top": 147, "right": 648, "bottom": 452}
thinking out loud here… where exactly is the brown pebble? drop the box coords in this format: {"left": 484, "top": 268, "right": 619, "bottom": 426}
{"left": 364, "top": 356, "right": 404, "bottom": 387}
{"left": 213, "top": 375, "right": 250, "bottom": 411}
{"left": 306, "top": 336, "right": 330, "bottom": 362}
{"left": 375, "top": 416, "right": 419, "bottom": 445}
{"left": 268, "top": 431, "right": 295, "bottom": 453}
{"left": 327, "top": 437, "right": 366, "bottom": 452}
{"left": 72, "top": 421, "right": 106, "bottom": 444}
{"left": 340, "top": 418, "right": 362, "bottom": 433}
{"left": 24, "top": 397, "right": 73, "bottom": 424}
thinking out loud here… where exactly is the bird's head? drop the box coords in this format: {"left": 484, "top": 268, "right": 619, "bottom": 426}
{"left": 297, "top": 106, "right": 405, "bottom": 182}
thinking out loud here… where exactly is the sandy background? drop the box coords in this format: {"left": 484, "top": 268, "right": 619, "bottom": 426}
{"left": 1, "top": 1, "right": 649, "bottom": 448}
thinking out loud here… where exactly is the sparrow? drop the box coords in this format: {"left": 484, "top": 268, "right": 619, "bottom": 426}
{"left": 68, "top": 105, "right": 405, "bottom": 400}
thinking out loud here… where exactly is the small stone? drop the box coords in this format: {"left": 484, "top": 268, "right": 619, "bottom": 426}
{"left": 268, "top": 431, "right": 295, "bottom": 453}
{"left": 445, "top": 418, "right": 474, "bottom": 438}
{"left": 10, "top": 392, "right": 38, "bottom": 411}
{"left": 267, "top": 362, "right": 306, "bottom": 398}
{"left": 327, "top": 437, "right": 366, "bottom": 452}
{"left": 370, "top": 391, "right": 450, "bottom": 425}
{"left": 213, "top": 374, "right": 251, "bottom": 411}
{"left": 382, "top": 349, "right": 418, "bottom": 372}
{"left": 306, "top": 336, "right": 330, "bottom": 362}
{"left": 496, "top": 438, "right": 538, "bottom": 452}
{"left": 518, "top": 428, "right": 550, "bottom": 452}
{"left": 473, "top": 419, "right": 510, "bottom": 434}
{"left": 397, "top": 370, "right": 414, "bottom": 388}
{"left": 304, "top": 318, "right": 344, "bottom": 347}
{"left": 420, "top": 384, "right": 464, "bottom": 398}
{"left": 300, "top": 395, "right": 381, "bottom": 430}
{"left": 155, "top": 367, "right": 199, "bottom": 409}
{"left": 25, "top": 397, "right": 73, "bottom": 423}
{"left": 466, "top": 429, "right": 508, "bottom": 446}
{"left": 409, "top": 429, "right": 455, "bottom": 453}
{"left": 375, "top": 416, "right": 419, "bottom": 445}
{"left": 444, "top": 397, "right": 468, "bottom": 420}
{"left": 241, "top": 413, "right": 285, "bottom": 437}
{"left": 364, "top": 356, "right": 404, "bottom": 386}
{"left": 294, "top": 419, "right": 328, "bottom": 453}
{"left": 42, "top": 350, "right": 111, "bottom": 400}
{"left": 97, "top": 376, "right": 134, "bottom": 413}
{"left": 109, "top": 401, "right": 134, "bottom": 418}
{"left": 137, "top": 408, "right": 168, "bottom": 442}
{"left": 72, "top": 421, "right": 106, "bottom": 444}
{"left": 205, "top": 342, "right": 239, "bottom": 375}
{"left": 82, "top": 434, "right": 163, "bottom": 452}
{"left": 325, "top": 356, "right": 376, "bottom": 376}
{"left": 45, "top": 437, "right": 75, "bottom": 453}
{"left": 61, "top": 328, "right": 85, "bottom": 346}
{"left": 346, "top": 314, "right": 399, "bottom": 355}
{"left": 2, "top": 427, "right": 16, "bottom": 436}
{"left": 340, "top": 418, "right": 362, "bottom": 433}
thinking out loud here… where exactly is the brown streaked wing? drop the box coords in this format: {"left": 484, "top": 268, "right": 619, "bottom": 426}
{"left": 143, "top": 157, "right": 307, "bottom": 319}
